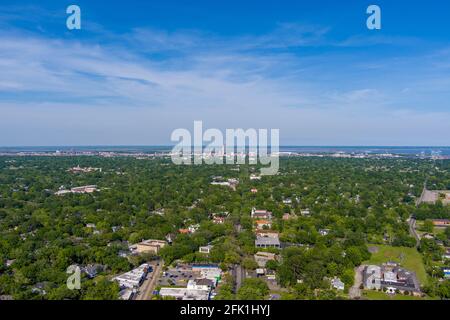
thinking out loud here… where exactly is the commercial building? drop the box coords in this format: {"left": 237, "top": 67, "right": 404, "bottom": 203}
{"left": 159, "top": 266, "right": 221, "bottom": 300}
{"left": 363, "top": 263, "right": 420, "bottom": 294}
{"left": 55, "top": 185, "right": 99, "bottom": 195}
{"left": 159, "top": 283, "right": 210, "bottom": 300}
{"left": 113, "top": 263, "right": 150, "bottom": 289}
{"left": 132, "top": 239, "right": 167, "bottom": 255}
{"left": 192, "top": 264, "right": 222, "bottom": 284}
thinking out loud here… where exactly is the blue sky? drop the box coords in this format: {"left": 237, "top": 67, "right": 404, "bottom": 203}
{"left": 0, "top": 0, "right": 449, "bottom": 146}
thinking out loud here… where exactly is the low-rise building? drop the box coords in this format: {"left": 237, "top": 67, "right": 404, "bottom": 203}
{"left": 364, "top": 265, "right": 382, "bottom": 290}
{"left": 68, "top": 166, "right": 101, "bottom": 173}
{"left": 442, "top": 267, "right": 450, "bottom": 279}
{"left": 212, "top": 216, "right": 225, "bottom": 224}
{"left": 443, "top": 248, "right": 450, "bottom": 260}
{"left": 192, "top": 264, "right": 222, "bottom": 284}
{"left": 199, "top": 245, "right": 213, "bottom": 254}
{"left": 113, "top": 263, "right": 150, "bottom": 289}
{"left": 118, "top": 288, "right": 134, "bottom": 300}
{"left": 159, "top": 286, "right": 210, "bottom": 300}
{"left": 363, "top": 263, "right": 420, "bottom": 294}
{"left": 254, "top": 252, "right": 277, "bottom": 268}
{"left": 300, "top": 209, "right": 310, "bottom": 216}
{"left": 432, "top": 219, "right": 450, "bottom": 227}
{"left": 251, "top": 208, "right": 272, "bottom": 220}
{"left": 71, "top": 185, "right": 99, "bottom": 194}
{"left": 255, "top": 235, "right": 281, "bottom": 248}
{"left": 159, "top": 266, "right": 221, "bottom": 300}
{"left": 82, "top": 264, "right": 104, "bottom": 279}
{"left": 255, "top": 219, "right": 272, "bottom": 230}
{"left": 282, "top": 213, "right": 296, "bottom": 220}
{"left": 255, "top": 230, "right": 279, "bottom": 238}
{"left": 55, "top": 185, "right": 99, "bottom": 195}
{"left": 132, "top": 239, "right": 167, "bottom": 254}
{"left": 188, "top": 224, "right": 200, "bottom": 233}
{"left": 331, "top": 277, "right": 345, "bottom": 291}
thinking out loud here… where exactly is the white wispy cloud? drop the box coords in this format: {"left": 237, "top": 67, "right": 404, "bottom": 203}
{"left": 0, "top": 11, "right": 449, "bottom": 145}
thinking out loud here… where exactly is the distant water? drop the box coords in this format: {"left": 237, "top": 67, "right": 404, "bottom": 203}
{"left": 1, "top": 145, "right": 449, "bottom": 155}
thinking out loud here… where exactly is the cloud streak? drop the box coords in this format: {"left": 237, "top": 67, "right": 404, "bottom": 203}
{"left": 0, "top": 8, "right": 449, "bottom": 146}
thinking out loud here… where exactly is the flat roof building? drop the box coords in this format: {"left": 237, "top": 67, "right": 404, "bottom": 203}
{"left": 132, "top": 239, "right": 167, "bottom": 255}
{"left": 255, "top": 235, "right": 280, "bottom": 248}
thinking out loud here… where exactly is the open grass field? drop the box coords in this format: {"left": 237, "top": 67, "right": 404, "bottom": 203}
{"left": 364, "top": 245, "right": 428, "bottom": 285}
{"left": 362, "top": 290, "right": 433, "bottom": 300}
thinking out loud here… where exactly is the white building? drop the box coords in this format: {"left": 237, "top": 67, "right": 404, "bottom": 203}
{"left": 199, "top": 245, "right": 213, "bottom": 254}
{"left": 113, "top": 263, "right": 150, "bottom": 289}
{"left": 331, "top": 277, "right": 345, "bottom": 291}
{"left": 364, "top": 265, "right": 382, "bottom": 290}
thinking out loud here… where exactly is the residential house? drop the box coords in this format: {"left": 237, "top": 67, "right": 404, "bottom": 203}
{"left": 212, "top": 216, "right": 225, "bottom": 224}
{"left": 442, "top": 267, "right": 450, "bottom": 279}
{"left": 443, "top": 248, "right": 450, "bottom": 260}
{"left": 199, "top": 245, "right": 213, "bottom": 254}
{"left": 255, "top": 235, "right": 281, "bottom": 249}
{"left": 255, "top": 219, "right": 272, "bottom": 230}
{"left": 188, "top": 224, "right": 200, "bottom": 233}
{"left": 82, "top": 264, "right": 104, "bottom": 279}
{"left": 254, "top": 252, "right": 277, "bottom": 268}
{"left": 179, "top": 228, "right": 190, "bottom": 234}
{"left": 432, "top": 219, "right": 450, "bottom": 227}
{"left": 282, "top": 213, "right": 297, "bottom": 220}
{"left": 300, "top": 209, "right": 311, "bottom": 216}
{"left": 251, "top": 208, "right": 272, "bottom": 220}
{"left": 331, "top": 277, "right": 345, "bottom": 291}
{"left": 255, "top": 230, "right": 280, "bottom": 238}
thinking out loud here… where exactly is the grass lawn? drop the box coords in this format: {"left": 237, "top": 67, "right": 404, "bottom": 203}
{"left": 364, "top": 245, "right": 428, "bottom": 286}
{"left": 434, "top": 227, "right": 446, "bottom": 234}
{"left": 362, "top": 290, "right": 431, "bottom": 300}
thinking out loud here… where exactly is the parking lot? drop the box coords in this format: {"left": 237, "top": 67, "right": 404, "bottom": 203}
{"left": 158, "top": 267, "right": 198, "bottom": 287}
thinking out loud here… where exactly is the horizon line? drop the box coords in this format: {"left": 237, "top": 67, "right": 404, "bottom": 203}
{"left": 0, "top": 145, "right": 449, "bottom": 148}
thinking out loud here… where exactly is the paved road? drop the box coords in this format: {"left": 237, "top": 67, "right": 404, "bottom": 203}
{"left": 408, "top": 216, "right": 420, "bottom": 248}
{"left": 233, "top": 265, "right": 245, "bottom": 293}
{"left": 349, "top": 265, "right": 365, "bottom": 300}
{"left": 135, "top": 260, "right": 163, "bottom": 300}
